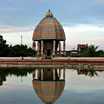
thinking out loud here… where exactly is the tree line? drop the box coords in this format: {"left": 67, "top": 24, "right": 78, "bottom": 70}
{"left": 0, "top": 35, "right": 36, "bottom": 57}
{"left": 66, "top": 45, "right": 104, "bottom": 57}
{"left": 0, "top": 35, "right": 104, "bottom": 57}
{"left": 79, "top": 45, "right": 104, "bottom": 57}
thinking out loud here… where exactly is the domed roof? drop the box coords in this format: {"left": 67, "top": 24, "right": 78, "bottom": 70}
{"left": 32, "top": 80, "right": 65, "bottom": 104}
{"left": 33, "top": 10, "right": 65, "bottom": 41}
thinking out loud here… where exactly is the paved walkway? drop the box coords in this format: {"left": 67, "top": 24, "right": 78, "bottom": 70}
{"left": 0, "top": 57, "right": 104, "bottom": 68}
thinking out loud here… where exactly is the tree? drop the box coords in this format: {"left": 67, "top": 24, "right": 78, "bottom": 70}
{"left": 0, "top": 35, "right": 10, "bottom": 56}
{"left": 8, "top": 44, "right": 36, "bottom": 57}
{"left": 0, "top": 35, "right": 36, "bottom": 57}
{"left": 79, "top": 45, "right": 101, "bottom": 57}
{"left": 88, "top": 45, "right": 98, "bottom": 57}
{"left": 96, "top": 50, "right": 104, "bottom": 57}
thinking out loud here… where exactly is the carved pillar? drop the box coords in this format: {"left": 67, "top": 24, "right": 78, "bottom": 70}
{"left": 41, "top": 40, "right": 43, "bottom": 57}
{"left": 53, "top": 69, "right": 55, "bottom": 80}
{"left": 63, "top": 41, "right": 65, "bottom": 55}
{"left": 53, "top": 40, "right": 56, "bottom": 56}
{"left": 59, "top": 69, "right": 61, "bottom": 79}
{"left": 37, "top": 41, "right": 40, "bottom": 56}
{"left": 59, "top": 41, "right": 61, "bottom": 55}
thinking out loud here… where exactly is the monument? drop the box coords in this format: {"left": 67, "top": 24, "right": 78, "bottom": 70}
{"left": 32, "top": 10, "right": 66, "bottom": 58}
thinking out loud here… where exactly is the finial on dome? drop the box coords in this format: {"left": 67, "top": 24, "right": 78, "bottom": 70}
{"left": 45, "top": 9, "right": 53, "bottom": 17}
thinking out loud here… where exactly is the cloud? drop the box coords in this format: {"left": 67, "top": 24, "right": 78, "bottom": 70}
{"left": 64, "top": 24, "right": 104, "bottom": 50}
{"left": 1, "top": 24, "right": 104, "bottom": 50}
{"left": 0, "top": 0, "right": 104, "bottom": 26}
{"left": 0, "top": 26, "right": 34, "bottom": 33}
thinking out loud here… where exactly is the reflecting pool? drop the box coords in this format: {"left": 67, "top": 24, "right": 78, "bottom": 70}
{"left": 0, "top": 67, "right": 104, "bottom": 104}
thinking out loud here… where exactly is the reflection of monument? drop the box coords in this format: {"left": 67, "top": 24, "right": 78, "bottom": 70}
{"left": 32, "top": 68, "right": 65, "bottom": 104}
{"left": 32, "top": 10, "right": 66, "bottom": 58}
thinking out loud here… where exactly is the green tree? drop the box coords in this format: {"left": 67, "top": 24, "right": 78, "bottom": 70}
{"left": 79, "top": 45, "right": 101, "bottom": 57}
{"left": 9, "top": 44, "right": 36, "bottom": 57}
{"left": 96, "top": 50, "right": 104, "bottom": 57}
{"left": 0, "top": 35, "right": 36, "bottom": 57}
{"left": 88, "top": 45, "right": 98, "bottom": 57}
{"left": 0, "top": 35, "right": 9, "bottom": 56}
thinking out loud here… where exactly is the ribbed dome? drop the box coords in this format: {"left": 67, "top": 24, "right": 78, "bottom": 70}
{"left": 33, "top": 80, "right": 65, "bottom": 104}
{"left": 33, "top": 10, "right": 65, "bottom": 41}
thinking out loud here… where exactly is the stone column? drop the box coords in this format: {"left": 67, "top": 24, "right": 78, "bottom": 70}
{"left": 59, "top": 41, "right": 61, "bottom": 55}
{"left": 53, "top": 69, "right": 55, "bottom": 80}
{"left": 37, "top": 41, "right": 40, "bottom": 56}
{"left": 41, "top": 69, "right": 43, "bottom": 80}
{"left": 59, "top": 69, "right": 61, "bottom": 80}
{"left": 53, "top": 40, "right": 56, "bottom": 56}
{"left": 41, "top": 40, "right": 43, "bottom": 57}
{"left": 37, "top": 69, "right": 39, "bottom": 80}
{"left": 63, "top": 41, "right": 65, "bottom": 55}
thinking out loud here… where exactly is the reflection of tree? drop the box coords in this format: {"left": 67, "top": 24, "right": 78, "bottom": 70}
{"left": 32, "top": 68, "right": 65, "bottom": 104}
{"left": 76, "top": 64, "right": 98, "bottom": 77}
{"left": 0, "top": 68, "right": 34, "bottom": 86}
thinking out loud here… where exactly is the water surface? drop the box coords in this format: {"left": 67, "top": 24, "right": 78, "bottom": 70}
{"left": 0, "top": 68, "right": 104, "bottom": 104}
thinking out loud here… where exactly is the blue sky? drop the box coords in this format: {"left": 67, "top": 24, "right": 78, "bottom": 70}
{"left": 0, "top": 0, "right": 104, "bottom": 49}
{"left": 0, "top": 0, "right": 104, "bottom": 26}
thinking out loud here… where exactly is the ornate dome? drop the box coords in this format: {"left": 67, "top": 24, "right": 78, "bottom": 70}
{"left": 33, "top": 10, "right": 65, "bottom": 41}
{"left": 32, "top": 80, "right": 65, "bottom": 104}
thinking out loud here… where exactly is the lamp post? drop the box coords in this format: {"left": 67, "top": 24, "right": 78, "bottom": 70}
{"left": 20, "top": 32, "right": 23, "bottom": 60}
{"left": 20, "top": 32, "right": 23, "bottom": 46}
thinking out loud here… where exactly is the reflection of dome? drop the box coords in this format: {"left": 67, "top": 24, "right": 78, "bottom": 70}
{"left": 32, "top": 80, "right": 65, "bottom": 104}
{"left": 33, "top": 10, "right": 65, "bottom": 41}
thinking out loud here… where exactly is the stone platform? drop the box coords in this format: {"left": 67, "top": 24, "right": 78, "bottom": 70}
{"left": 0, "top": 57, "right": 104, "bottom": 70}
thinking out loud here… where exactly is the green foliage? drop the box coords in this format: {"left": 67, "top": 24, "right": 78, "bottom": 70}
{"left": 1, "top": 35, "right": 104, "bottom": 57}
{"left": 0, "top": 35, "right": 36, "bottom": 57}
{"left": 8, "top": 44, "right": 36, "bottom": 57}
{"left": 96, "top": 50, "right": 104, "bottom": 57}
{"left": 0, "top": 35, "right": 10, "bottom": 56}
{"left": 79, "top": 45, "right": 104, "bottom": 57}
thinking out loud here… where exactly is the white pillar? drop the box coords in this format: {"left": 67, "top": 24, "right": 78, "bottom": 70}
{"left": 53, "top": 69, "right": 55, "bottom": 80}
{"left": 41, "top": 69, "right": 43, "bottom": 80}
{"left": 59, "top": 69, "right": 61, "bottom": 79}
{"left": 53, "top": 40, "right": 55, "bottom": 56}
{"left": 59, "top": 41, "right": 61, "bottom": 55}
{"left": 37, "top": 41, "right": 40, "bottom": 56}
{"left": 41, "top": 40, "right": 43, "bottom": 56}
{"left": 37, "top": 69, "right": 39, "bottom": 80}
